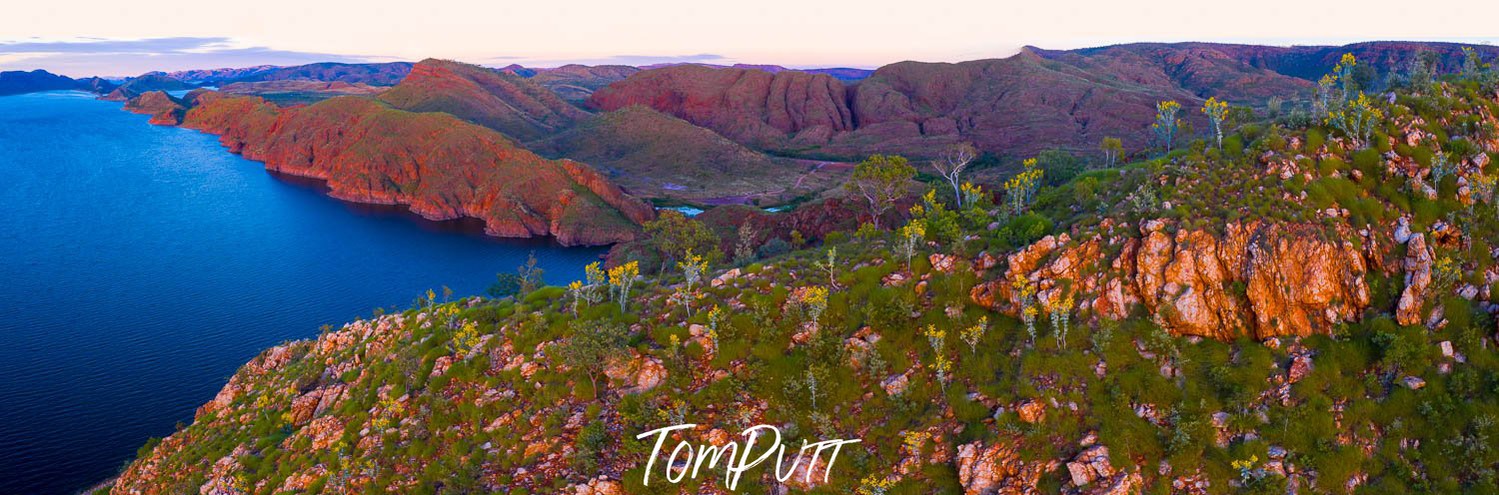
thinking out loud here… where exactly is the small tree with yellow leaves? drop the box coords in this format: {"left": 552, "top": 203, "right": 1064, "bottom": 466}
{"left": 1153, "top": 101, "right": 1182, "bottom": 151}
{"left": 675, "top": 251, "right": 708, "bottom": 316}
{"left": 896, "top": 221, "right": 925, "bottom": 269}
{"left": 924, "top": 325, "right": 951, "bottom": 389}
{"left": 1202, "top": 97, "right": 1229, "bottom": 149}
{"left": 607, "top": 261, "right": 640, "bottom": 312}
{"left": 961, "top": 315, "right": 988, "bottom": 355}
{"left": 1327, "top": 92, "right": 1383, "bottom": 148}
{"left": 1003, "top": 158, "right": 1043, "bottom": 217}
{"left": 1046, "top": 294, "right": 1076, "bottom": 350}
{"left": 1100, "top": 137, "right": 1123, "bottom": 168}
{"left": 1012, "top": 273, "right": 1038, "bottom": 346}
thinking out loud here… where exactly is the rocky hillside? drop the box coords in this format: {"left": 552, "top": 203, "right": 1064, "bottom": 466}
{"left": 524, "top": 64, "right": 641, "bottom": 104}
{"left": 588, "top": 64, "right": 855, "bottom": 151}
{"left": 127, "top": 90, "right": 654, "bottom": 245}
{"left": 378, "top": 59, "right": 589, "bottom": 142}
{"left": 532, "top": 105, "right": 842, "bottom": 203}
{"left": 105, "top": 67, "right": 1499, "bottom": 494}
{"left": 588, "top": 42, "right": 1499, "bottom": 161}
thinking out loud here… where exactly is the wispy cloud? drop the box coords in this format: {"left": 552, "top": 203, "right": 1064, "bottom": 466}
{"left": 0, "top": 37, "right": 391, "bottom": 77}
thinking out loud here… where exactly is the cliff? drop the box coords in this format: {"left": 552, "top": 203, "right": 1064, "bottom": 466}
{"left": 175, "top": 92, "right": 653, "bottom": 245}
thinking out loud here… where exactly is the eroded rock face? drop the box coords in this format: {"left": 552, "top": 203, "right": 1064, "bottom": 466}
{"left": 955, "top": 438, "right": 1045, "bottom": 495}
{"left": 975, "top": 220, "right": 1373, "bottom": 340}
{"left": 175, "top": 92, "right": 652, "bottom": 246}
{"left": 1397, "top": 233, "right": 1434, "bottom": 326}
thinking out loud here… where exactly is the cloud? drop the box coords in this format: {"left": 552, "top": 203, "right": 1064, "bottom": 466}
{"left": 0, "top": 37, "right": 390, "bottom": 77}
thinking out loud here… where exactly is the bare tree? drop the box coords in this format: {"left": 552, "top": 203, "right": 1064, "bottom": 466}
{"left": 930, "top": 142, "right": 978, "bottom": 208}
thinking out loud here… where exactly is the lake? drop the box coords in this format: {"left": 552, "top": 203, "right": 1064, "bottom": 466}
{"left": 0, "top": 91, "right": 605, "bottom": 494}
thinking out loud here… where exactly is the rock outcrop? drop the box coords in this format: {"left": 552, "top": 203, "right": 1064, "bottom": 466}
{"left": 954, "top": 438, "right": 1046, "bottom": 495}
{"left": 1397, "top": 233, "right": 1434, "bottom": 326}
{"left": 975, "top": 220, "right": 1373, "bottom": 340}
{"left": 177, "top": 92, "right": 652, "bottom": 245}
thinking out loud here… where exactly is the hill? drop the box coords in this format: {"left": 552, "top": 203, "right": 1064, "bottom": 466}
{"left": 533, "top": 104, "right": 845, "bottom": 203}
{"left": 101, "top": 73, "right": 194, "bottom": 101}
{"left": 523, "top": 64, "right": 640, "bottom": 104}
{"left": 378, "top": 59, "right": 589, "bottom": 142}
{"left": 102, "top": 64, "right": 1499, "bottom": 495}
{"left": 132, "top": 91, "right": 653, "bottom": 245}
{"left": 589, "top": 42, "right": 1499, "bottom": 160}
{"left": 0, "top": 69, "right": 114, "bottom": 96}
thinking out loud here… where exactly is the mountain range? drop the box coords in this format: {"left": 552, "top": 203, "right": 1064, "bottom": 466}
{"left": 9, "top": 40, "right": 1494, "bottom": 245}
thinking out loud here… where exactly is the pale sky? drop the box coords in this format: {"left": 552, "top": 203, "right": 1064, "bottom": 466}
{"left": 3, "top": 0, "right": 1497, "bottom": 77}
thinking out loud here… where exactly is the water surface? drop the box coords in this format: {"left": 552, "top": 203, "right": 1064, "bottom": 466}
{"left": 0, "top": 91, "right": 603, "bottom": 494}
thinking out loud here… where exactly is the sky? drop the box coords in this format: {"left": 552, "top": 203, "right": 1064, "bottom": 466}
{"left": 2, "top": 0, "right": 1497, "bottom": 77}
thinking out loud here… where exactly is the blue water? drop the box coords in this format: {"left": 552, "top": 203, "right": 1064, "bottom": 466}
{"left": 0, "top": 91, "right": 605, "bottom": 494}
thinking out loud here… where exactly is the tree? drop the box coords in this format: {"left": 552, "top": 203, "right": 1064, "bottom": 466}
{"left": 1327, "top": 92, "right": 1383, "bottom": 148}
{"left": 1202, "top": 97, "right": 1229, "bottom": 149}
{"left": 486, "top": 273, "right": 523, "bottom": 298}
{"left": 607, "top": 261, "right": 640, "bottom": 311}
{"left": 517, "top": 251, "right": 544, "bottom": 295}
{"left": 1003, "top": 158, "right": 1043, "bottom": 217}
{"left": 1335, "top": 53, "right": 1357, "bottom": 101}
{"left": 643, "top": 210, "right": 718, "bottom": 273}
{"left": 930, "top": 142, "right": 978, "bottom": 208}
{"left": 845, "top": 154, "right": 916, "bottom": 229}
{"left": 1100, "top": 137, "right": 1124, "bottom": 168}
{"left": 558, "top": 319, "right": 630, "bottom": 399}
{"left": 1153, "top": 101, "right": 1182, "bottom": 152}
{"left": 732, "top": 220, "right": 758, "bottom": 265}
{"left": 675, "top": 251, "right": 708, "bottom": 316}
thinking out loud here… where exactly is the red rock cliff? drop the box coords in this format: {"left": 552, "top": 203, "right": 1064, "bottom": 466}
{"left": 973, "top": 220, "right": 1376, "bottom": 340}
{"left": 178, "top": 92, "right": 653, "bottom": 246}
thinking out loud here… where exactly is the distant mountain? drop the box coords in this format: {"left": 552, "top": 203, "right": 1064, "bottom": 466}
{"left": 523, "top": 64, "right": 640, "bottom": 104}
{"left": 0, "top": 69, "right": 114, "bottom": 96}
{"left": 634, "top": 62, "right": 874, "bottom": 82}
{"left": 589, "top": 41, "right": 1499, "bottom": 159}
{"left": 101, "top": 73, "right": 194, "bottom": 101}
{"left": 377, "top": 59, "right": 589, "bottom": 142}
{"left": 164, "top": 62, "right": 414, "bottom": 86}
